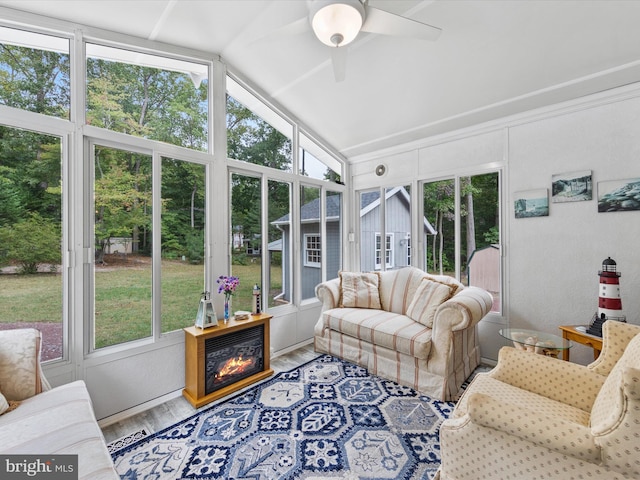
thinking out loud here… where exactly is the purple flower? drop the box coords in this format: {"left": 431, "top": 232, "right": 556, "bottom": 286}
{"left": 217, "top": 275, "right": 239, "bottom": 297}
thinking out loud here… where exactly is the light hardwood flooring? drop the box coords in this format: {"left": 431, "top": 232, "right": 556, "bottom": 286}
{"left": 101, "top": 343, "right": 318, "bottom": 444}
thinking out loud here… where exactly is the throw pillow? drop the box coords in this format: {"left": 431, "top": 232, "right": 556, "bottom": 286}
{"left": 339, "top": 271, "right": 382, "bottom": 309}
{"left": 406, "top": 278, "right": 455, "bottom": 327}
{"left": 0, "top": 392, "right": 19, "bottom": 416}
{"left": 0, "top": 328, "right": 43, "bottom": 401}
{"left": 0, "top": 392, "right": 7, "bottom": 415}
{"left": 423, "top": 273, "right": 465, "bottom": 295}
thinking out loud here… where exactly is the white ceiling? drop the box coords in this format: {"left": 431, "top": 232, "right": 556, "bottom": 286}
{"left": 2, "top": 0, "right": 640, "bottom": 161}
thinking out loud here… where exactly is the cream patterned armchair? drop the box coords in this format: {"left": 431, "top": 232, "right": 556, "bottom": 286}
{"left": 436, "top": 320, "right": 640, "bottom": 480}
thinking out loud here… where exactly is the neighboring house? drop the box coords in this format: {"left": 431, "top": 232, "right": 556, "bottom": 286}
{"left": 271, "top": 187, "right": 436, "bottom": 300}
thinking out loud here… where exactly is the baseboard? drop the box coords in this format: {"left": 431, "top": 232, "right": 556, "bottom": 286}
{"left": 98, "top": 388, "right": 183, "bottom": 428}
{"left": 480, "top": 356, "right": 497, "bottom": 367}
{"left": 272, "top": 338, "right": 313, "bottom": 358}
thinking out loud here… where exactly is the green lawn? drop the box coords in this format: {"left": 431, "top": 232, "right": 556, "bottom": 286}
{"left": 0, "top": 261, "right": 272, "bottom": 349}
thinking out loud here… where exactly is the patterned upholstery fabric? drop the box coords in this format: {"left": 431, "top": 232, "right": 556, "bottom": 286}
{"left": 405, "top": 278, "right": 455, "bottom": 327}
{"left": 0, "top": 328, "right": 50, "bottom": 401}
{"left": 315, "top": 267, "right": 493, "bottom": 401}
{"left": 338, "top": 271, "right": 382, "bottom": 309}
{"left": 437, "top": 320, "right": 640, "bottom": 480}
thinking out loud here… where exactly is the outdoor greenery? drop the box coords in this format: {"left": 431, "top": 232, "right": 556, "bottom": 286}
{"left": 423, "top": 173, "right": 499, "bottom": 276}
{"left": 0, "top": 262, "right": 273, "bottom": 347}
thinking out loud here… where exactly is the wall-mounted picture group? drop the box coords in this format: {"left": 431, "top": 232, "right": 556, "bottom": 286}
{"left": 515, "top": 170, "right": 640, "bottom": 217}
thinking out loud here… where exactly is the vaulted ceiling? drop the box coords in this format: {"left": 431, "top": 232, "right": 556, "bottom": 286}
{"left": 2, "top": 0, "right": 640, "bottom": 161}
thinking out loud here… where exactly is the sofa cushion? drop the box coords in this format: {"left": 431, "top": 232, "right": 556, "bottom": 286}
{"left": 423, "top": 273, "right": 465, "bottom": 295}
{"left": 0, "top": 381, "right": 118, "bottom": 479}
{"left": 406, "top": 278, "right": 455, "bottom": 327}
{"left": 322, "top": 308, "right": 432, "bottom": 359}
{"left": 0, "top": 329, "right": 45, "bottom": 401}
{"left": 0, "top": 392, "right": 7, "bottom": 415}
{"left": 455, "top": 373, "right": 591, "bottom": 426}
{"left": 339, "top": 271, "right": 382, "bottom": 309}
{"left": 378, "top": 266, "right": 429, "bottom": 314}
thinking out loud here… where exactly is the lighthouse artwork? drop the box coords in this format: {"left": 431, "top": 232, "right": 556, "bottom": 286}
{"left": 587, "top": 257, "right": 626, "bottom": 337}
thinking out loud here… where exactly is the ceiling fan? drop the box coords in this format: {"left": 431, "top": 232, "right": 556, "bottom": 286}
{"left": 306, "top": 0, "right": 442, "bottom": 81}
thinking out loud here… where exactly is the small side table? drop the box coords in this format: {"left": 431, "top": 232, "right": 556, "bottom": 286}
{"left": 558, "top": 325, "right": 602, "bottom": 362}
{"left": 499, "top": 328, "right": 571, "bottom": 358}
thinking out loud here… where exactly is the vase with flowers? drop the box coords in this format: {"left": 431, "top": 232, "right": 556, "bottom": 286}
{"left": 217, "top": 275, "right": 239, "bottom": 321}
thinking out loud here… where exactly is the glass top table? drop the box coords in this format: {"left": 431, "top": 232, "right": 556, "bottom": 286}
{"left": 499, "top": 328, "right": 572, "bottom": 357}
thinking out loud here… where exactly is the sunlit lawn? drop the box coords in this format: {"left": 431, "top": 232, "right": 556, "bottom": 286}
{"left": 0, "top": 261, "right": 272, "bottom": 349}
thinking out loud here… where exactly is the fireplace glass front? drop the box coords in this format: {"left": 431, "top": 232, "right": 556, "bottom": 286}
{"left": 204, "top": 324, "right": 265, "bottom": 396}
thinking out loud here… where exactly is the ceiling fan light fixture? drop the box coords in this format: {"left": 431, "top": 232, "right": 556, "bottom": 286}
{"left": 311, "top": 0, "right": 364, "bottom": 47}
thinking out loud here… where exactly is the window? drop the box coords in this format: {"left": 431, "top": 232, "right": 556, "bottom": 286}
{"left": 160, "top": 157, "right": 206, "bottom": 334}
{"left": 423, "top": 172, "right": 501, "bottom": 313}
{"left": 360, "top": 186, "right": 409, "bottom": 271}
{"left": 299, "top": 132, "right": 342, "bottom": 182}
{"left": 0, "top": 27, "right": 70, "bottom": 119}
{"left": 304, "top": 234, "right": 321, "bottom": 267}
{"left": 230, "top": 173, "right": 262, "bottom": 312}
{"left": 374, "top": 233, "right": 394, "bottom": 269}
{"left": 325, "top": 192, "right": 342, "bottom": 281}
{"left": 86, "top": 44, "right": 208, "bottom": 151}
{"left": 92, "top": 144, "right": 152, "bottom": 349}
{"left": 0, "top": 126, "right": 63, "bottom": 361}
{"left": 300, "top": 185, "right": 321, "bottom": 300}
{"left": 405, "top": 234, "right": 411, "bottom": 265}
{"left": 268, "top": 180, "right": 291, "bottom": 308}
{"left": 226, "top": 76, "right": 292, "bottom": 171}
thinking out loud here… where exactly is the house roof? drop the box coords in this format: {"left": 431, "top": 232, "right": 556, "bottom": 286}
{"left": 272, "top": 186, "right": 436, "bottom": 235}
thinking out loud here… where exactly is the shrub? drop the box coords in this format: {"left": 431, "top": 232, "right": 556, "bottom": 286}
{"left": 0, "top": 213, "right": 61, "bottom": 274}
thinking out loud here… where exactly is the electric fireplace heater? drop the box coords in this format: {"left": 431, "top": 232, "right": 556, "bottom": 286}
{"left": 183, "top": 314, "right": 273, "bottom": 408}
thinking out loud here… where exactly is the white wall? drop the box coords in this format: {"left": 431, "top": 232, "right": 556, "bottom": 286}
{"left": 351, "top": 83, "right": 640, "bottom": 365}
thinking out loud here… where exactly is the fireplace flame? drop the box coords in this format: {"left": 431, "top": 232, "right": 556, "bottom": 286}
{"left": 217, "top": 355, "right": 254, "bottom": 379}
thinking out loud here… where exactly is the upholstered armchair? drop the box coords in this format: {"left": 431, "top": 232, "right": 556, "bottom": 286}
{"left": 436, "top": 320, "right": 640, "bottom": 480}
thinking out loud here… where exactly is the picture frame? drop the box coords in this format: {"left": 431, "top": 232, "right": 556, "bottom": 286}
{"left": 514, "top": 189, "right": 549, "bottom": 218}
{"left": 551, "top": 170, "right": 592, "bottom": 203}
{"left": 597, "top": 178, "right": 640, "bottom": 212}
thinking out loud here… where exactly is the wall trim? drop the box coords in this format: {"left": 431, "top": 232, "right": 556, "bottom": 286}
{"left": 350, "top": 80, "right": 640, "bottom": 164}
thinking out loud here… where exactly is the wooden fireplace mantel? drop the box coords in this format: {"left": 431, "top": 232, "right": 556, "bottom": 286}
{"left": 183, "top": 313, "right": 274, "bottom": 408}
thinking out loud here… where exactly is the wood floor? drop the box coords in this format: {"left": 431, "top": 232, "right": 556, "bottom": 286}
{"left": 101, "top": 343, "right": 319, "bottom": 444}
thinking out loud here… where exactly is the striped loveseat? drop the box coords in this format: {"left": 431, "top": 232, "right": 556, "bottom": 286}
{"left": 314, "top": 267, "right": 493, "bottom": 401}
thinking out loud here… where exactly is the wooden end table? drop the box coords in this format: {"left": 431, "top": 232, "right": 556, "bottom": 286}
{"left": 558, "top": 325, "right": 602, "bottom": 362}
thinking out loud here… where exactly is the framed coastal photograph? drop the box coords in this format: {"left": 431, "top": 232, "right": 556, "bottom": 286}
{"left": 514, "top": 189, "right": 549, "bottom": 218}
{"left": 598, "top": 178, "right": 640, "bottom": 212}
{"left": 551, "top": 170, "right": 592, "bottom": 203}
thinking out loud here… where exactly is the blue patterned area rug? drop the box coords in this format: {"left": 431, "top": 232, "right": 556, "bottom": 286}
{"left": 111, "top": 354, "right": 454, "bottom": 479}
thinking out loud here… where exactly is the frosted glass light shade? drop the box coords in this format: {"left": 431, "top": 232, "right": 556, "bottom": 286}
{"left": 311, "top": 1, "right": 364, "bottom": 47}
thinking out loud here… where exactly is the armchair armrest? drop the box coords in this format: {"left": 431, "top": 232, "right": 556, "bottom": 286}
{"left": 433, "top": 286, "right": 492, "bottom": 332}
{"left": 490, "top": 347, "right": 605, "bottom": 412}
{"left": 466, "top": 392, "right": 600, "bottom": 463}
{"left": 315, "top": 278, "right": 341, "bottom": 312}
{"left": 588, "top": 320, "right": 640, "bottom": 376}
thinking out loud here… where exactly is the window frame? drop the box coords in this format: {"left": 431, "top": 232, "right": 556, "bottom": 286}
{"left": 303, "top": 233, "right": 321, "bottom": 268}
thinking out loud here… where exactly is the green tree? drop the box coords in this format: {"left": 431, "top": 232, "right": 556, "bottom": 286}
{"left": 0, "top": 212, "right": 61, "bottom": 273}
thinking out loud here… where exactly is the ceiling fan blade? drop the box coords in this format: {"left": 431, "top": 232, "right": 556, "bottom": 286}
{"left": 331, "top": 46, "right": 348, "bottom": 82}
{"left": 244, "top": 16, "right": 308, "bottom": 46}
{"left": 361, "top": 6, "right": 442, "bottom": 41}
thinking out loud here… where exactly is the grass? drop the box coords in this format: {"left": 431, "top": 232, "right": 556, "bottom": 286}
{"left": 0, "top": 260, "right": 274, "bottom": 349}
